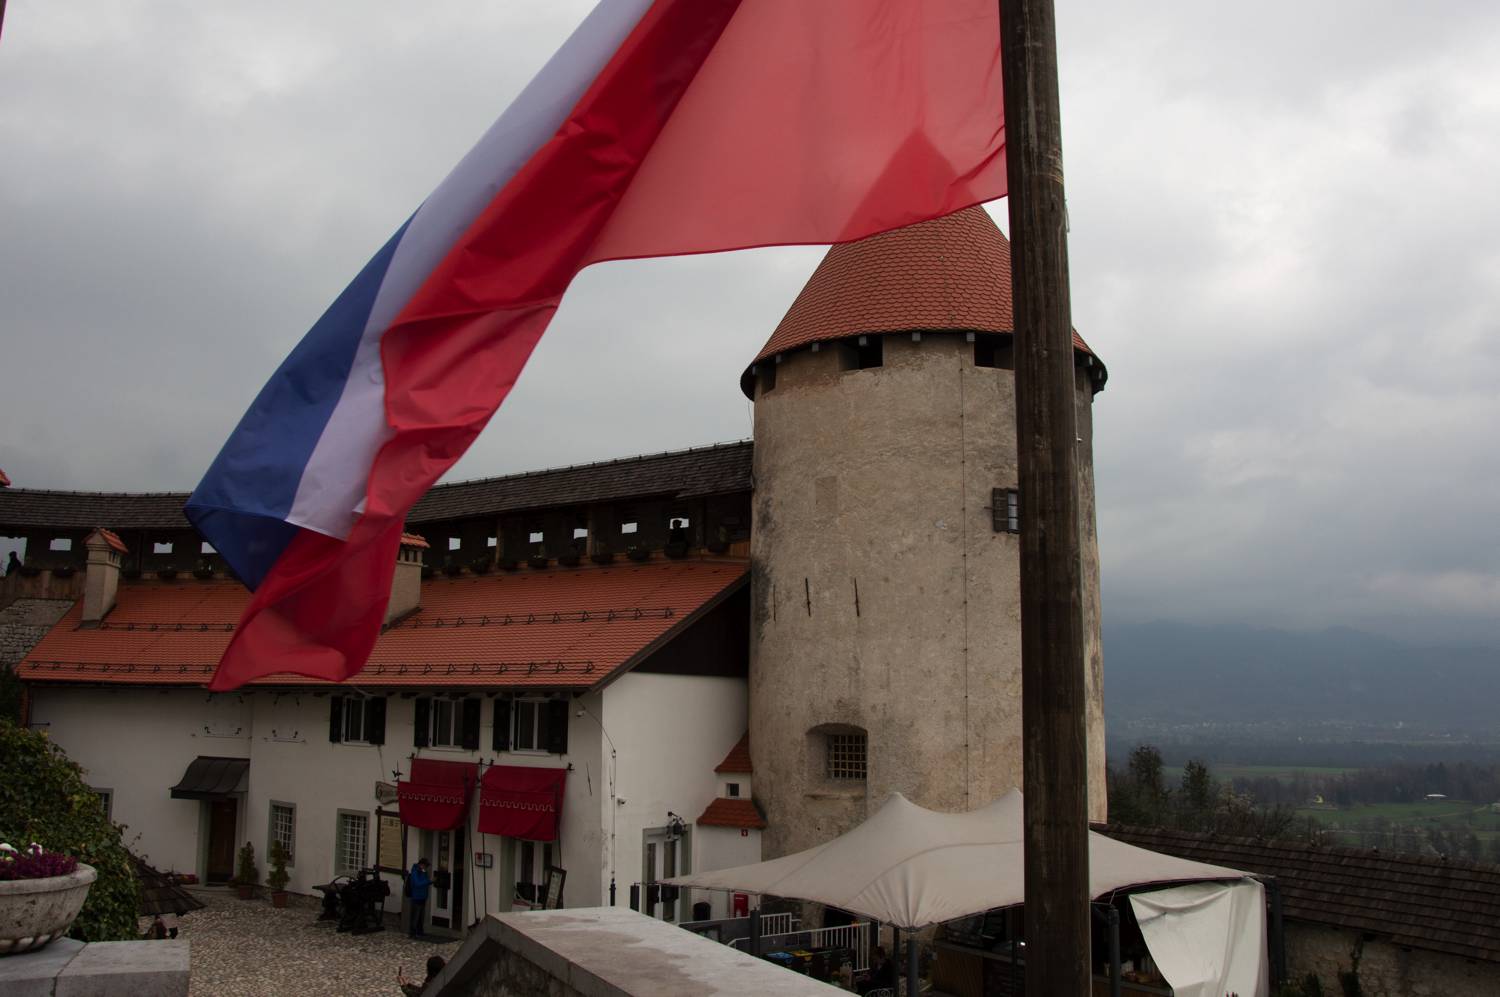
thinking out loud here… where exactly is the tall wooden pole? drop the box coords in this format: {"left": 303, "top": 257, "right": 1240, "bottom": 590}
{"left": 1000, "top": 0, "right": 1092, "bottom": 993}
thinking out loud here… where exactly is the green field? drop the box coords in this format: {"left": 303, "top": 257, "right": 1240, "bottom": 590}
{"left": 1162, "top": 764, "right": 1357, "bottom": 784}
{"left": 1297, "top": 800, "right": 1500, "bottom": 851}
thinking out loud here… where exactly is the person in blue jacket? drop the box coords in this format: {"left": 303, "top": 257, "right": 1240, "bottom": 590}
{"left": 407, "top": 858, "right": 432, "bottom": 937}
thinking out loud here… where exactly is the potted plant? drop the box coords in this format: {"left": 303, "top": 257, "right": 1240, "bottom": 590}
{"left": 443, "top": 559, "right": 465, "bottom": 577}
{"left": 233, "top": 841, "right": 258, "bottom": 900}
{"left": 627, "top": 545, "right": 651, "bottom": 563}
{"left": 193, "top": 561, "right": 215, "bottom": 580}
{"left": 266, "top": 839, "right": 291, "bottom": 909}
{"left": 664, "top": 540, "right": 689, "bottom": 559}
{"left": 156, "top": 567, "right": 178, "bottom": 581}
{"left": 590, "top": 542, "right": 614, "bottom": 565}
{"left": 0, "top": 842, "right": 97, "bottom": 955}
{"left": 527, "top": 553, "right": 549, "bottom": 570}
{"left": 470, "top": 555, "right": 493, "bottom": 575}
{"left": 557, "top": 547, "right": 581, "bottom": 568}
{"left": 498, "top": 557, "right": 519, "bottom": 572}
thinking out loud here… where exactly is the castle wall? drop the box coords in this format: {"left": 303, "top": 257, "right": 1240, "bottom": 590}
{"left": 749, "top": 333, "right": 1103, "bottom": 858}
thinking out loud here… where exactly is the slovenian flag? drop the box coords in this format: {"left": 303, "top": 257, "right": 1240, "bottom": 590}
{"left": 188, "top": 0, "right": 1008, "bottom": 690}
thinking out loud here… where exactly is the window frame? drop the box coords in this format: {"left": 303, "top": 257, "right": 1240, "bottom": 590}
{"left": 268, "top": 800, "right": 296, "bottom": 868}
{"left": 342, "top": 698, "right": 367, "bottom": 744}
{"left": 335, "top": 810, "right": 369, "bottom": 876}
{"left": 92, "top": 787, "right": 113, "bottom": 821}
{"left": 511, "top": 697, "right": 549, "bottom": 754}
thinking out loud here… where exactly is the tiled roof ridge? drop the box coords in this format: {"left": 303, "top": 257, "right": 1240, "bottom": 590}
{"left": 714, "top": 732, "right": 753, "bottom": 773}
{"left": 0, "top": 439, "right": 753, "bottom": 501}
{"left": 87, "top": 527, "right": 129, "bottom": 554}
{"left": 697, "top": 797, "right": 767, "bottom": 830}
{"left": 429, "top": 439, "right": 752, "bottom": 492}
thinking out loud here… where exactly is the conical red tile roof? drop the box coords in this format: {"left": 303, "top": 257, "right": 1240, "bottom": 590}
{"left": 742, "top": 206, "right": 1101, "bottom": 395}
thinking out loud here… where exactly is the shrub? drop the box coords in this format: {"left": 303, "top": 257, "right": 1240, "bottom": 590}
{"left": 267, "top": 839, "right": 290, "bottom": 893}
{"left": 0, "top": 721, "right": 137, "bottom": 940}
{"left": 235, "top": 840, "right": 258, "bottom": 887}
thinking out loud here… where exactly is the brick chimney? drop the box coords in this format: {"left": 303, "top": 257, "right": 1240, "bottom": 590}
{"left": 386, "top": 533, "right": 428, "bottom": 624}
{"left": 82, "top": 528, "right": 128, "bottom": 624}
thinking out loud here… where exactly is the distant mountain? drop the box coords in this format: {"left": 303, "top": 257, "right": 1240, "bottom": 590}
{"left": 1103, "top": 621, "right": 1500, "bottom": 735}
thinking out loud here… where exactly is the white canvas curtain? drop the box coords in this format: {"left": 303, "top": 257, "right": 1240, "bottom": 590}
{"left": 665, "top": 789, "right": 1248, "bottom": 929}
{"left": 1130, "top": 880, "right": 1270, "bottom": 997}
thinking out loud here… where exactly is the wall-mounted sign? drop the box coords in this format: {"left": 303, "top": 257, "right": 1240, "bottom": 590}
{"left": 474, "top": 851, "right": 493, "bottom": 869}
{"left": 375, "top": 781, "right": 399, "bottom": 805}
{"left": 375, "top": 811, "right": 404, "bottom": 874}
{"left": 544, "top": 866, "right": 567, "bottom": 910}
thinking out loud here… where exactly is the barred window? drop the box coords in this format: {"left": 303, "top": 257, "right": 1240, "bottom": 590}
{"left": 269, "top": 802, "right": 295, "bottom": 866}
{"left": 826, "top": 732, "right": 868, "bottom": 780}
{"left": 336, "top": 812, "right": 368, "bottom": 874}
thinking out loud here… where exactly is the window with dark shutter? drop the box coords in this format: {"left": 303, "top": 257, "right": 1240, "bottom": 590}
{"left": 545, "top": 699, "right": 570, "bottom": 755}
{"left": 413, "top": 697, "right": 430, "bottom": 748}
{"left": 328, "top": 696, "right": 343, "bottom": 743}
{"left": 460, "top": 698, "right": 481, "bottom": 750}
{"left": 365, "top": 697, "right": 386, "bottom": 746}
{"left": 493, "top": 699, "right": 511, "bottom": 752}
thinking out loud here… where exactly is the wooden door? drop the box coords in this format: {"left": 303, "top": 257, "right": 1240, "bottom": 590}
{"left": 207, "top": 798, "right": 238, "bottom": 883}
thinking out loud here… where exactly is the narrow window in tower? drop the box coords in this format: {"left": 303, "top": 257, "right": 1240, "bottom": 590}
{"left": 837, "top": 335, "right": 883, "bottom": 371}
{"left": 993, "top": 488, "right": 1020, "bottom": 534}
{"left": 826, "top": 732, "right": 867, "bottom": 780}
{"left": 759, "top": 363, "right": 776, "bottom": 394}
{"left": 974, "top": 334, "right": 1015, "bottom": 370}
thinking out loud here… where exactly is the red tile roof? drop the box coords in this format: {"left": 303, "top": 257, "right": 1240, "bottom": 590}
{"left": 697, "top": 798, "right": 766, "bottom": 830}
{"left": 715, "top": 733, "right": 752, "bottom": 774}
{"left": 17, "top": 560, "right": 747, "bottom": 690}
{"left": 742, "top": 206, "right": 1101, "bottom": 395}
{"left": 86, "top": 527, "right": 129, "bottom": 554}
{"left": 399, "top": 533, "right": 430, "bottom": 549}
{"left": 0, "top": 468, "right": 9, "bottom": 487}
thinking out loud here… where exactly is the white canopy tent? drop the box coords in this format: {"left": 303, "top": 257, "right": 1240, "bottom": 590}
{"left": 665, "top": 790, "right": 1269, "bottom": 996}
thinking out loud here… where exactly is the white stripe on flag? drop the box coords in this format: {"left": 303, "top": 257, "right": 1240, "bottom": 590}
{"left": 287, "top": 0, "right": 655, "bottom": 539}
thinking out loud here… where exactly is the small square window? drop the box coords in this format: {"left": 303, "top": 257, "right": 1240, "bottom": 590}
{"left": 992, "top": 488, "right": 1020, "bottom": 534}
{"left": 727, "top": 783, "right": 740, "bottom": 798}
{"left": 201, "top": 542, "right": 216, "bottom": 554}
{"left": 528, "top": 530, "right": 545, "bottom": 544}
{"left": 621, "top": 521, "right": 638, "bottom": 535}
{"left": 826, "top": 732, "right": 867, "bottom": 781}
{"left": 487, "top": 536, "right": 498, "bottom": 548}
{"left": 448, "top": 537, "right": 462, "bottom": 552}
{"left": 49, "top": 538, "right": 72, "bottom": 552}
{"left": 572, "top": 527, "right": 589, "bottom": 540}
{"left": 153, "top": 542, "right": 173, "bottom": 555}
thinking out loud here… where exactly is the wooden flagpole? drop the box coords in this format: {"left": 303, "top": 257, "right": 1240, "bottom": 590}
{"left": 1000, "top": 0, "right": 1093, "bottom": 992}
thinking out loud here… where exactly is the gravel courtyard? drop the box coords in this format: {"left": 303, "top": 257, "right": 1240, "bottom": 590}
{"left": 149, "top": 887, "right": 463, "bottom": 997}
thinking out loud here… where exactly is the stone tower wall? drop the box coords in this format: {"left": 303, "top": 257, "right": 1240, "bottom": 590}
{"left": 748, "top": 333, "right": 1103, "bottom": 858}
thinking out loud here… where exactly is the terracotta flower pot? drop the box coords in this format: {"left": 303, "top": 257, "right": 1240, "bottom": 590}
{"left": 0, "top": 863, "right": 96, "bottom": 955}
{"left": 236, "top": 884, "right": 255, "bottom": 901}
{"left": 271, "top": 891, "right": 288, "bottom": 909}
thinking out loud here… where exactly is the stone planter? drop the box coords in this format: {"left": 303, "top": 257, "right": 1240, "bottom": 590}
{"left": 0, "top": 864, "right": 96, "bottom": 955}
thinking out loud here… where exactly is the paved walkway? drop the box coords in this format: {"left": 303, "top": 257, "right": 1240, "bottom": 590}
{"left": 148, "top": 887, "right": 462, "bottom": 997}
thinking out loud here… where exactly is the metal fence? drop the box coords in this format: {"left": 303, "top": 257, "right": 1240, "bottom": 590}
{"left": 730, "top": 921, "right": 872, "bottom": 972}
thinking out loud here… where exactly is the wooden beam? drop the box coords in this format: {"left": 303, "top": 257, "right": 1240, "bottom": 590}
{"left": 1000, "top": 0, "right": 1093, "bottom": 992}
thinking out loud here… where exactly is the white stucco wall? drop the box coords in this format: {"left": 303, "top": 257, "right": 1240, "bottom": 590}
{"left": 27, "top": 674, "right": 749, "bottom": 930}
{"left": 694, "top": 826, "right": 763, "bottom": 919}
{"left": 601, "top": 672, "right": 749, "bottom": 919}
{"left": 28, "top": 686, "right": 253, "bottom": 877}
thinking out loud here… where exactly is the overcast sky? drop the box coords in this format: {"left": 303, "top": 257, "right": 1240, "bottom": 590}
{"left": 3, "top": 1, "right": 1498, "bottom": 646}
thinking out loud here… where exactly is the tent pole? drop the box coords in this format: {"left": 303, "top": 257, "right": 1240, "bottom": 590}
{"left": 1000, "top": 0, "right": 1093, "bottom": 991}
{"left": 1108, "top": 906, "right": 1121, "bottom": 997}
{"left": 906, "top": 926, "right": 919, "bottom": 996}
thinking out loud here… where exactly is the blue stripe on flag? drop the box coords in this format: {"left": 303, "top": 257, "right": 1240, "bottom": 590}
{"left": 186, "top": 219, "right": 411, "bottom": 587}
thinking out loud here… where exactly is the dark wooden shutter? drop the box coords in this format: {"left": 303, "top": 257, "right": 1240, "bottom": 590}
{"left": 365, "top": 696, "right": 387, "bottom": 746}
{"left": 413, "top": 697, "right": 430, "bottom": 748}
{"left": 545, "top": 699, "right": 570, "bottom": 754}
{"left": 493, "top": 699, "right": 511, "bottom": 752}
{"left": 328, "top": 696, "right": 343, "bottom": 743}
{"left": 460, "top": 698, "right": 482, "bottom": 750}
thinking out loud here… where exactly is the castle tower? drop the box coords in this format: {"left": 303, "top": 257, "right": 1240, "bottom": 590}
{"left": 744, "top": 206, "right": 1108, "bottom": 858}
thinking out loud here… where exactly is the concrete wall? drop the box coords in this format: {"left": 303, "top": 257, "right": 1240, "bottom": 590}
{"left": 1285, "top": 922, "right": 1500, "bottom": 997}
{"left": 602, "top": 672, "right": 749, "bottom": 918}
{"left": 27, "top": 686, "right": 253, "bottom": 875}
{"left": 749, "top": 333, "right": 1105, "bottom": 858}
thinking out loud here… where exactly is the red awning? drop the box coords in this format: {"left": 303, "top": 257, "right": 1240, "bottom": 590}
{"left": 478, "top": 765, "right": 567, "bottom": 842}
{"left": 398, "top": 758, "right": 477, "bottom": 830}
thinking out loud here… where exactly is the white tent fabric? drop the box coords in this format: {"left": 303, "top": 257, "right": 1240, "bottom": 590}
{"left": 664, "top": 790, "right": 1247, "bottom": 929}
{"left": 1130, "top": 880, "right": 1270, "bottom": 997}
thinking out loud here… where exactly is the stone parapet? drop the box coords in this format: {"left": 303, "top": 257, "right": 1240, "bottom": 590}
{"left": 0, "top": 938, "right": 189, "bottom": 997}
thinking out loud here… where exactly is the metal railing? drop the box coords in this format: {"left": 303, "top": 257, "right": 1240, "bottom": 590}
{"left": 730, "top": 921, "right": 871, "bottom": 972}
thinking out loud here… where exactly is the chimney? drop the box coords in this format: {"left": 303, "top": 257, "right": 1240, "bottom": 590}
{"left": 82, "top": 528, "right": 127, "bottom": 624}
{"left": 387, "top": 533, "right": 428, "bottom": 624}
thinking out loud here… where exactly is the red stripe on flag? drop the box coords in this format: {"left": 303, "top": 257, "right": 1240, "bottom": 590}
{"left": 210, "top": 0, "right": 1007, "bottom": 689}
